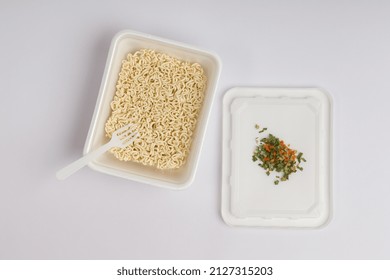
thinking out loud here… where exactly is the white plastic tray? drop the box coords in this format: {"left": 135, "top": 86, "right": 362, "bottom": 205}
{"left": 83, "top": 30, "right": 221, "bottom": 189}
{"left": 222, "top": 87, "right": 332, "bottom": 228}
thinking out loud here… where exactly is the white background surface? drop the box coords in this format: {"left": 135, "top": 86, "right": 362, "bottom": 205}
{"left": 1, "top": 0, "right": 389, "bottom": 259}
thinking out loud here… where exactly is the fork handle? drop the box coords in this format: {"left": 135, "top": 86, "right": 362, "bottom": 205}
{"left": 56, "top": 142, "right": 113, "bottom": 180}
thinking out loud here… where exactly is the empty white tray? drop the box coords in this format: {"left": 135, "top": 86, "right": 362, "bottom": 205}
{"left": 221, "top": 87, "right": 332, "bottom": 228}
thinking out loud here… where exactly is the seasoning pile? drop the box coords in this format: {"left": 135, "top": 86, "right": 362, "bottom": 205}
{"left": 252, "top": 124, "right": 306, "bottom": 185}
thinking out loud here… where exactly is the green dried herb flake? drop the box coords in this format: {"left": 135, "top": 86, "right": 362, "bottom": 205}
{"left": 251, "top": 124, "right": 306, "bottom": 185}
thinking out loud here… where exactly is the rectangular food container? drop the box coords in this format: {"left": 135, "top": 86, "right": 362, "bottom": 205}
{"left": 83, "top": 30, "right": 221, "bottom": 189}
{"left": 222, "top": 87, "right": 332, "bottom": 228}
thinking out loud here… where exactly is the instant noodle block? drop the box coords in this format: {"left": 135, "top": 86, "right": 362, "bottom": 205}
{"left": 84, "top": 30, "right": 221, "bottom": 189}
{"left": 222, "top": 88, "right": 332, "bottom": 228}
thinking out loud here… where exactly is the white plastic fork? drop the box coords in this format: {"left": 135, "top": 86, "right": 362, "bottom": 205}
{"left": 56, "top": 123, "right": 139, "bottom": 180}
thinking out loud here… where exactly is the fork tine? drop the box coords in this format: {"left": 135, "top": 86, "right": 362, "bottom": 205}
{"left": 120, "top": 130, "right": 139, "bottom": 141}
{"left": 116, "top": 123, "right": 136, "bottom": 136}
{"left": 121, "top": 131, "right": 139, "bottom": 145}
